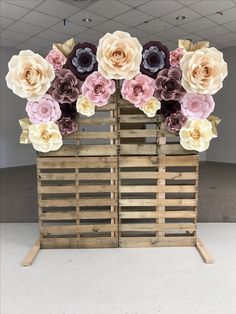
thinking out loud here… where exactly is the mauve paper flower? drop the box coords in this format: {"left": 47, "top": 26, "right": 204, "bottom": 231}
{"left": 170, "top": 48, "right": 184, "bottom": 68}
{"left": 155, "top": 67, "right": 186, "bottom": 101}
{"left": 45, "top": 49, "right": 66, "bottom": 70}
{"left": 48, "top": 68, "right": 81, "bottom": 104}
{"left": 181, "top": 93, "right": 215, "bottom": 119}
{"left": 121, "top": 74, "right": 155, "bottom": 108}
{"left": 165, "top": 111, "right": 187, "bottom": 133}
{"left": 26, "top": 94, "right": 61, "bottom": 124}
{"left": 57, "top": 117, "right": 78, "bottom": 136}
{"left": 140, "top": 41, "right": 170, "bottom": 79}
{"left": 81, "top": 71, "right": 115, "bottom": 107}
{"left": 160, "top": 100, "right": 181, "bottom": 117}
{"left": 60, "top": 102, "right": 77, "bottom": 120}
{"left": 65, "top": 43, "right": 97, "bottom": 81}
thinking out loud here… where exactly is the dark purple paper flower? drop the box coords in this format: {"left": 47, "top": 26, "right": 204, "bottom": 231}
{"left": 60, "top": 102, "right": 77, "bottom": 120}
{"left": 48, "top": 68, "right": 81, "bottom": 104}
{"left": 155, "top": 67, "right": 186, "bottom": 101}
{"left": 160, "top": 100, "right": 181, "bottom": 117}
{"left": 165, "top": 111, "right": 187, "bottom": 133}
{"left": 57, "top": 117, "right": 78, "bottom": 136}
{"left": 65, "top": 43, "right": 97, "bottom": 81}
{"left": 140, "top": 41, "right": 170, "bottom": 79}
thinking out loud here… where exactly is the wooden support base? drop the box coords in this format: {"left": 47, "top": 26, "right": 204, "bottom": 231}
{"left": 196, "top": 237, "right": 214, "bottom": 264}
{"left": 21, "top": 239, "right": 40, "bottom": 267}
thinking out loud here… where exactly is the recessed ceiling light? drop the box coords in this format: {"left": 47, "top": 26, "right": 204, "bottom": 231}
{"left": 83, "top": 17, "right": 92, "bottom": 22}
{"left": 176, "top": 16, "right": 186, "bottom": 21}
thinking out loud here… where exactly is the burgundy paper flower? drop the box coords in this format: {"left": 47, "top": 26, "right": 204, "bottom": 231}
{"left": 155, "top": 67, "right": 186, "bottom": 101}
{"left": 57, "top": 117, "right": 78, "bottom": 136}
{"left": 140, "top": 41, "right": 170, "bottom": 79}
{"left": 48, "top": 68, "right": 81, "bottom": 104}
{"left": 59, "top": 102, "right": 77, "bottom": 120}
{"left": 160, "top": 100, "right": 181, "bottom": 117}
{"left": 65, "top": 43, "right": 97, "bottom": 81}
{"left": 165, "top": 111, "right": 187, "bottom": 133}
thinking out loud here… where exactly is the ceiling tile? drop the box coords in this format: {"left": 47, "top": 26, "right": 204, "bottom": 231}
{"left": 0, "top": 17, "right": 15, "bottom": 29}
{"left": 35, "top": 0, "right": 79, "bottom": 18}
{"left": 37, "top": 29, "right": 70, "bottom": 42}
{"left": 208, "top": 7, "right": 236, "bottom": 24}
{"left": 189, "top": 1, "right": 235, "bottom": 16}
{"left": 86, "top": 0, "right": 131, "bottom": 18}
{"left": 0, "top": 38, "right": 18, "bottom": 47}
{"left": 139, "top": 33, "right": 165, "bottom": 44}
{"left": 138, "top": 1, "right": 183, "bottom": 17}
{"left": 184, "top": 33, "right": 202, "bottom": 42}
{"left": 177, "top": 0, "right": 199, "bottom": 5}
{"left": 21, "top": 11, "right": 60, "bottom": 27}
{"left": 95, "top": 20, "right": 129, "bottom": 33}
{"left": 156, "top": 27, "right": 190, "bottom": 40}
{"left": 7, "top": 21, "right": 45, "bottom": 36}
{"left": 179, "top": 17, "right": 217, "bottom": 32}
{"left": 114, "top": 9, "right": 153, "bottom": 27}
{"left": 15, "top": 42, "right": 44, "bottom": 52}
{"left": 196, "top": 25, "right": 230, "bottom": 38}
{"left": 221, "top": 39, "right": 236, "bottom": 48}
{"left": 68, "top": 10, "right": 106, "bottom": 27}
{"left": 136, "top": 18, "right": 172, "bottom": 32}
{"left": 125, "top": 27, "right": 148, "bottom": 38}
{"left": 160, "top": 7, "right": 202, "bottom": 26}
{"left": 119, "top": 0, "right": 150, "bottom": 7}
{"left": 167, "top": 41, "right": 179, "bottom": 50}
{"left": 0, "top": 29, "right": 30, "bottom": 42}
{"left": 4, "top": 0, "right": 44, "bottom": 9}
{"left": 0, "top": 2, "right": 29, "bottom": 20}
{"left": 78, "top": 29, "right": 103, "bottom": 43}
{"left": 210, "top": 32, "right": 236, "bottom": 44}
{"left": 223, "top": 20, "right": 236, "bottom": 32}
{"left": 24, "top": 36, "right": 52, "bottom": 48}
{"left": 51, "top": 21, "right": 87, "bottom": 35}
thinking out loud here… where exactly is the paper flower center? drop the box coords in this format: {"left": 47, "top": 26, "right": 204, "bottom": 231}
{"left": 94, "top": 83, "right": 105, "bottom": 95}
{"left": 190, "top": 129, "right": 201, "bottom": 141}
{"left": 133, "top": 83, "right": 143, "bottom": 95}
{"left": 41, "top": 130, "right": 51, "bottom": 141}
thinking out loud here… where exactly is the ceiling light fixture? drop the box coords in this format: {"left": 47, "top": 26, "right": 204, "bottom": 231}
{"left": 83, "top": 17, "right": 92, "bottom": 22}
{"left": 176, "top": 16, "right": 186, "bottom": 21}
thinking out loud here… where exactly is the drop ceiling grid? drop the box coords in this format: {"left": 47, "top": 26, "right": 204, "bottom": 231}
{"left": 0, "top": 0, "right": 235, "bottom": 54}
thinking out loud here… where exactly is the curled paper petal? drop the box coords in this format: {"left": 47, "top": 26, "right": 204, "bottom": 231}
{"left": 178, "top": 39, "right": 209, "bottom": 52}
{"left": 53, "top": 38, "right": 76, "bottom": 57}
{"left": 208, "top": 115, "right": 221, "bottom": 138}
{"left": 19, "top": 118, "right": 31, "bottom": 144}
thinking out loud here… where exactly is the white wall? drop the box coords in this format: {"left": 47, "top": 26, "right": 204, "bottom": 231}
{"left": 0, "top": 46, "right": 36, "bottom": 168}
{"left": 206, "top": 46, "right": 236, "bottom": 164}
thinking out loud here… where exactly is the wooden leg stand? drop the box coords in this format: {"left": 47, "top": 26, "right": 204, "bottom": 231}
{"left": 196, "top": 237, "right": 214, "bottom": 264}
{"left": 21, "top": 239, "right": 40, "bottom": 267}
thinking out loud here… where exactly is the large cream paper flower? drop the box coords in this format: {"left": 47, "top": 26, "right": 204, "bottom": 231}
{"left": 76, "top": 95, "right": 95, "bottom": 117}
{"left": 180, "top": 47, "right": 227, "bottom": 95}
{"left": 179, "top": 119, "right": 214, "bottom": 152}
{"left": 28, "top": 122, "right": 62, "bottom": 152}
{"left": 6, "top": 50, "right": 55, "bottom": 101}
{"left": 96, "top": 31, "right": 142, "bottom": 80}
{"left": 141, "top": 97, "right": 161, "bottom": 117}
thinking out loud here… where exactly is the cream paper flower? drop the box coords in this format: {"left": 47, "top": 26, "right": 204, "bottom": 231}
{"left": 179, "top": 119, "right": 214, "bottom": 152}
{"left": 180, "top": 47, "right": 227, "bottom": 95}
{"left": 96, "top": 31, "right": 142, "bottom": 80}
{"left": 76, "top": 95, "right": 95, "bottom": 117}
{"left": 28, "top": 122, "right": 62, "bottom": 152}
{"left": 141, "top": 97, "right": 161, "bottom": 117}
{"left": 6, "top": 50, "right": 55, "bottom": 101}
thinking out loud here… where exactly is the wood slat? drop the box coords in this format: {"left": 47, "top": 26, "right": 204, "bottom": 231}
{"left": 39, "top": 185, "right": 117, "bottom": 194}
{"left": 119, "top": 223, "right": 196, "bottom": 232}
{"left": 120, "top": 185, "right": 197, "bottom": 193}
{"left": 120, "top": 211, "right": 196, "bottom": 219}
{"left": 119, "top": 172, "right": 198, "bottom": 180}
{"left": 119, "top": 199, "right": 197, "bottom": 206}
{"left": 41, "top": 224, "right": 117, "bottom": 235}
{"left": 119, "top": 237, "right": 196, "bottom": 248}
{"left": 40, "top": 211, "right": 117, "bottom": 220}
{"left": 120, "top": 144, "right": 156, "bottom": 155}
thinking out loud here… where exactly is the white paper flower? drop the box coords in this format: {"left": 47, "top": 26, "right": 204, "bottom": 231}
{"left": 141, "top": 97, "right": 161, "bottom": 117}
{"left": 76, "top": 95, "right": 95, "bottom": 117}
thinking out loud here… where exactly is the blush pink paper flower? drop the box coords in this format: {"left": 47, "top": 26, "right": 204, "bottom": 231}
{"left": 26, "top": 94, "right": 61, "bottom": 124}
{"left": 81, "top": 71, "right": 115, "bottom": 107}
{"left": 170, "top": 48, "right": 184, "bottom": 68}
{"left": 121, "top": 74, "right": 155, "bottom": 108}
{"left": 45, "top": 49, "right": 66, "bottom": 70}
{"left": 180, "top": 93, "right": 215, "bottom": 119}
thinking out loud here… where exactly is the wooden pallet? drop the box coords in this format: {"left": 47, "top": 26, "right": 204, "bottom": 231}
{"left": 21, "top": 93, "right": 213, "bottom": 265}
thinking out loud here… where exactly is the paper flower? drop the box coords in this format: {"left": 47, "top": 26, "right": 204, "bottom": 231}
{"left": 141, "top": 97, "right": 161, "bottom": 117}
{"left": 81, "top": 71, "right": 115, "bottom": 107}
{"left": 57, "top": 117, "right": 78, "bottom": 136}
{"left": 181, "top": 93, "right": 215, "bottom": 119}
{"left": 155, "top": 67, "right": 186, "bottom": 101}
{"left": 179, "top": 118, "right": 214, "bottom": 152}
{"left": 28, "top": 121, "right": 62, "bottom": 152}
{"left": 65, "top": 43, "right": 97, "bottom": 81}
{"left": 97, "top": 31, "right": 142, "bottom": 80}
{"left": 180, "top": 47, "right": 228, "bottom": 95}
{"left": 170, "top": 48, "right": 184, "bottom": 68}
{"left": 26, "top": 94, "right": 61, "bottom": 124}
{"left": 165, "top": 111, "right": 187, "bottom": 133}
{"left": 76, "top": 95, "right": 95, "bottom": 117}
{"left": 60, "top": 102, "right": 77, "bottom": 120}
{"left": 45, "top": 49, "right": 66, "bottom": 70}
{"left": 48, "top": 68, "right": 81, "bottom": 104}
{"left": 121, "top": 74, "right": 155, "bottom": 108}
{"left": 160, "top": 100, "right": 181, "bottom": 117}
{"left": 140, "top": 41, "right": 170, "bottom": 78}
{"left": 5, "top": 50, "right": 55, "bottom": 101}
{"left": 53, "top": 38, "right": 76, "bottom": 57}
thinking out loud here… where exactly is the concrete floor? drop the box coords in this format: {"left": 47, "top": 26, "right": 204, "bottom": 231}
{"left": 0, "top": 162, "right": 236, "bottom": 222}
{"left": 1, "top": 223, "right": 236, "bottom": 314}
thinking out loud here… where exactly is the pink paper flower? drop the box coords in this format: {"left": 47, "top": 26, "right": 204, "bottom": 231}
{"left": 180, "top": 93, "right": 215, "bottom": 119}
{"left": 170, "top": 48, "right": 184, "bottom": 68}
{"left": 121, "top": 74, "right": 155, "bottom": 108}
{"left": 81, "top": 71, "right": 116, "bottom": 107}
{"left": 26, "top": 94, "right": 61, "bottom": 124}
{"left": 45, "top": 49, "right": 66, "bottom": 70}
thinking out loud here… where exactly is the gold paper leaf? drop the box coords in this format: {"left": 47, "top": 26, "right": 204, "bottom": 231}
{"left": 53, "top": 38, "right": 76, "bottom": 57}
{"left": 19, "top": 118, "right": 31, "bottom": 144}
{"left": 208, "top": 115, "right": 221, "bottom": 138}
{"left": 178, "top": 39, "right": 209, "bottom": 52}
